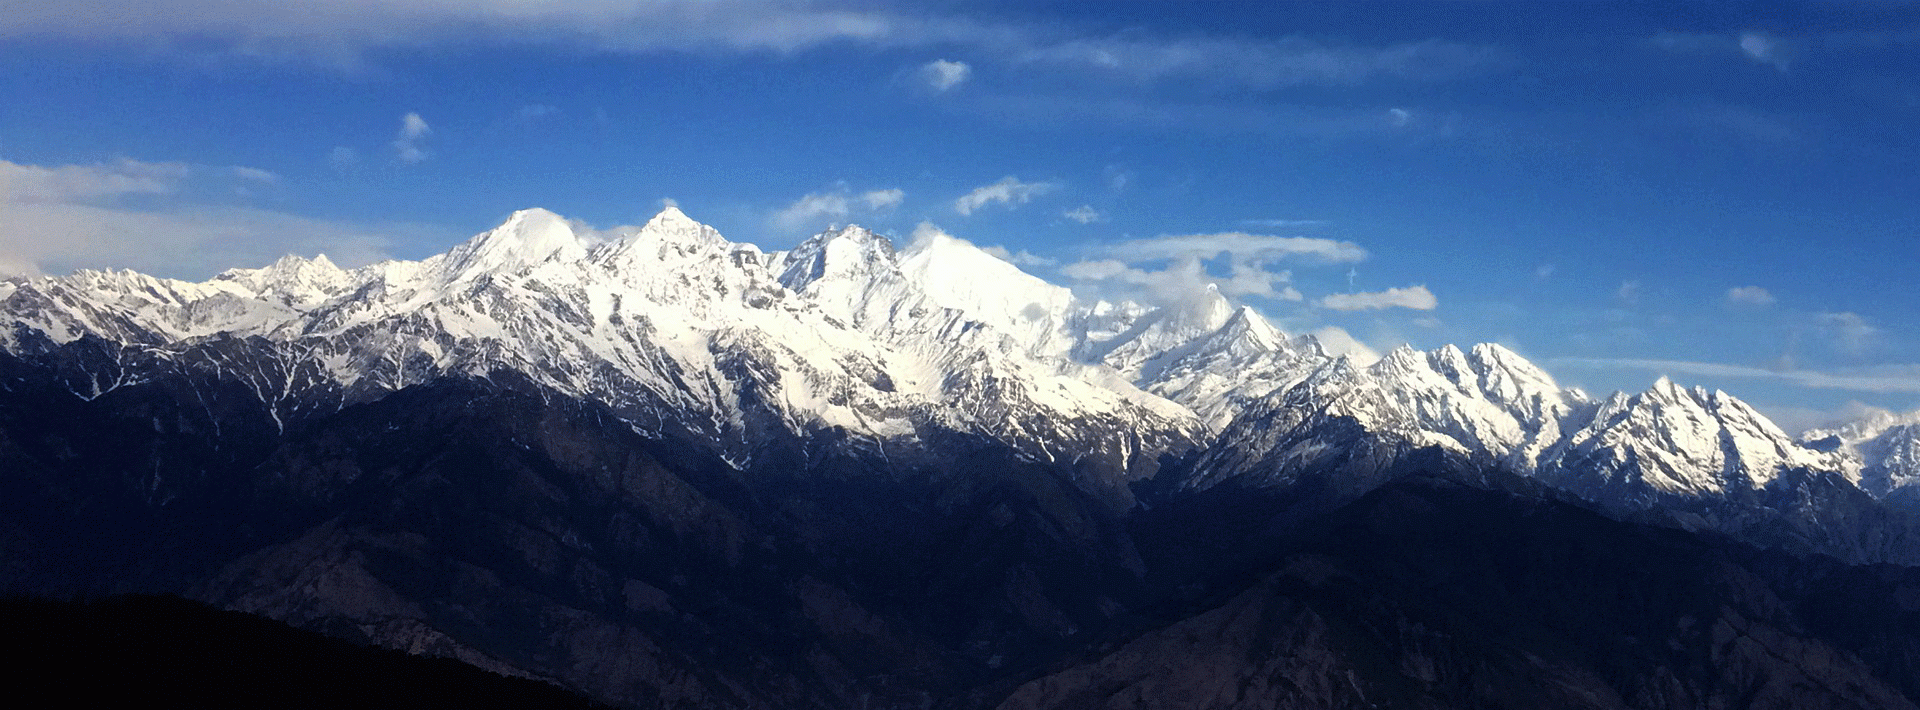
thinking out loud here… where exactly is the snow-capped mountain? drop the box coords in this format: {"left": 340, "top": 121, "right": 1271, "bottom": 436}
{"left": 0, "top": 207, "right": 1206, "bottom": 484}
{"left": 0, "top": 205, "right": 1890, "bottom": 522}
{"left": 1542, "top": 377, "right": 1847, "bottom": 499}
{"left": 1805, "top": 409, "right": 1920, "bottom": 500}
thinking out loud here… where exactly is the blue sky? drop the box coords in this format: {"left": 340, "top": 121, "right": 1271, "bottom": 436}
{"left": 2, "top": 1, "right": 1917, "bottom": 430}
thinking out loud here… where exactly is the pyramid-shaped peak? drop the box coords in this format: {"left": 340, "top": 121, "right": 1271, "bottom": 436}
{"left": 779, "top": 224, "right": 902, "bottom": 291}
{"left": 441, "top": 207, "right": 587, "bottom": 280}
{"left": 646, "top": 203, "right": 695, "bottom": 227}
{"left": 636, "top": 204, "right": 725, "bottom": 245}
{"left": 806, "top": 224, "right": 895, "bottom": 253}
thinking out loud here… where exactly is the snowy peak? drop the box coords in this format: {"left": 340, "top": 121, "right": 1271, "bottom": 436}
{"left": 214, "top": 253, "right": 353, "bottom": 308}
{"left": 439, "top": 208, "right": 587, "bottom": 283}
{"left": 1087, "top": 286, "right": 1235, "bottom": 379}
{"left": 1804, "top": 408, "right": 1920, "bottom": 499}
{"left": 777, "top": 224, "right": 898, "bottom": 292}
{"left": 895, "top": 228, "right": 1078, "bottom": 359}
{"left": 1133, "top": 304, "right": 1324, "bottom": 430}
{"left": 632, "top": 205, "right": 725, "bottom": 253}
{"left": 0, "top": 202, "right": 1889, "bottom": 529}
{"left": 1195, "top": 306, "right": 1288, "bottom": 360}
{"left": 1550, "top": 378, "right": 1838, "bottom": 496}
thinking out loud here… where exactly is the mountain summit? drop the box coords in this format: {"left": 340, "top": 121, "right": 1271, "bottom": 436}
{"left": 7, "top": 205, "right": 1920, "bottom": 709}
{"left": 2, "top": 206, "right": 1906, "bottom": 514}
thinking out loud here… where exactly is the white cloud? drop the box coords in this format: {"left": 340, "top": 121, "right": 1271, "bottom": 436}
{"left": 1060, "top": 253, "right": 1300, "bottom": 305}
{"left": 513, "top": 103, "right": 559, "bottom": 122}
{"left": 1726, "top": 285, "right": 1775, "bottom": 307}
{"left": 0, "top": 1, "right": 1509, "bottom": 89}
{"left": 0, "top": 158, "right": 188, "bottom": 203}
{"left": 1311, "top": 325, "right": 1381, "bottom": 364}
{"left": 231, "top": 166, "right": 279, "bottom": 183}
{"left": 1102, "top": 232, "right": 1367, "bottom": 264}
{"left": 0, "top": 157, "right": 414, "bottom": 279}
{"left": 328, "top": 146, "right": 359, "bottom": 170}
{"left": 1674, "top": 101, "right": 1799, "bottom": 144}
{"left": 862, "top": 188, "right": 905, "bottom": 210}
{"left": 954, "top": 176, "right": 1057, "bottom": 215}
{"left": 1534, "top": 264, "right": 1555, "bottom": 281}
{"left": 1014, "top": 34, "right": 1507, "bottom": 88}
{"left": 1239, "top": 218, "right": 1327, "bottom": 228}
{"left": 1616, "top": 279, "right": 1641, "bottom": 304}
{"left": 1817, "top": 311, "right": 1879, "bottom": 354}
{"left": 1056, "top": 258, "right": 1125, "bottom": 280}
{"left": 1317, "top": 285, "right": 1437, "bottom": 311}
{"left": 1060, "top": 229, "right": 1364, "bottom": 317}
{"left": 1655, "top": 30, "right": 1800, "bottom": 72}
{"left": 980, "top": 245, "right": 1056, "bottom": 268}
{"left": 771, "top": 186, "right": 904, "bottom": 230}
{"left": 1062, "top": 205, "right": 1101, "bottom": 224}
{"left": 919, "top": 59, "right": 971, "bottom": 91}
{"left": 393, "top": 112, "right": 431, "bottom": 163}
{"left": 1552, "top": 357, "right": 1920, "bottom": 396}
{"left": 1738, "top": 31, "right": 1793, "bottom": 70}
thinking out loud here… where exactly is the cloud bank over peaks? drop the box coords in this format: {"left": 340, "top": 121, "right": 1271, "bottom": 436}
{"left": 1056, "top": 230, "right": 1379, "bottom": 320}
{"left": 0, "top": 157, "right": 415, "bottom": 279}
{"left": 0, "top": 157, "right": 189, "bottom": 203}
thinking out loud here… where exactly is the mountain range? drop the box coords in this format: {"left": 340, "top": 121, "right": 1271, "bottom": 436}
{"left": 6, "top": 206, "right": 1920, "bottom": 708}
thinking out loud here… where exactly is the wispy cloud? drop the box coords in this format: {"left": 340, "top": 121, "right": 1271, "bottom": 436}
{"left": 1671, "top": 101, "right": 1800, "bottom": 144}
{"left": 1317, "top": 285, "right": 1437, "bottom": 312}
{"left": 1818, "top": 311, "right": 1879, "bottom": 354}
{"left": 231, "top": 166, "right": 279, "bottom": 183}
{"left": 1616, "top": 279, "right": 1642, "bottom": 305}
{"left": 0, "top": 157, "right": 188, "bottom": 203}
{"left": 1100, "top": 232, "right": 1367, "bottom": 264}
{"left": 1738, "top": 31, "right": 1793, "bottom": 71}
{"left": 954, "top": 176, "right": 1057, "bottom": 215}
{"left": 1552, "top": 357, "right": 1920, "bottom": 395}
{"left": 1062, "top": 205, "right": 1101, "bottom": 224}
{"left": 1056, "top": 229, "right": 1367, "bottom": 308}
{"left": 327, "top": 146, "right": 359, "bottom": 171}
{"left": 1060, "top": 256, "right": 1301, "bottom": 305}
{"left": 1239, "top": 218, "right": 1327, "bottom": 228}
{"left": 771, "top": 185, "right": 904, "bottom": 230}
{"left": 393, "top": 112, "right": 430, "bottom": 164}
{"left": 0, "top": 157, "right": 417, "bottom": 279}
{"left": 0, "top": 0, "right": 1509, "bottom": 92}
{"left": 1013, "top": 34, "right": 1508, "bottom": 88}
{"left": 1726, "top": 285, "right": 1776, "bottom": 307}
{"left": 980, "top": 245, "right": 1055, "bottom": 268}
{"left": 513, "top": 103, "right": 560, "bottom": 122}
{"left": 1653, "top": 30, "right": 1796, "bottom": 70}
{"left": 918, "top": 59, "right": 971, "bottom": 92}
